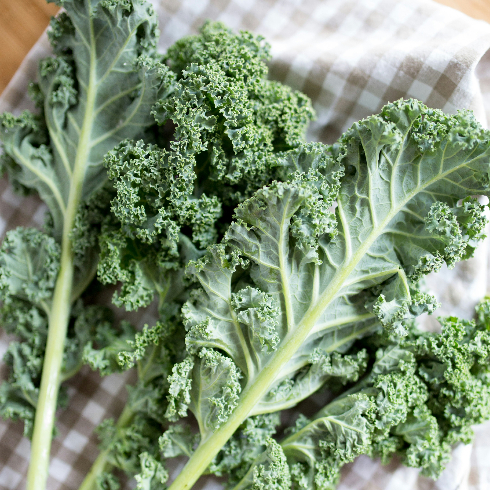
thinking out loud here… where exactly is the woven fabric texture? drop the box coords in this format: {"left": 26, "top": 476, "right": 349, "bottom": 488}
{"left": 1, "top": 0, "right": 490, "bottom": 489}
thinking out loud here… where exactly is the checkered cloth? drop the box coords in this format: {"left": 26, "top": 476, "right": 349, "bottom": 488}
{"left": 2, "top": 0, "right": 490, "bottom": 488}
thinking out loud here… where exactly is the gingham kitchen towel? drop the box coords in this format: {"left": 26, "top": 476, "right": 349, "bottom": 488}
{"left": 2, "top": 0, "right": 490, "bottom": 489}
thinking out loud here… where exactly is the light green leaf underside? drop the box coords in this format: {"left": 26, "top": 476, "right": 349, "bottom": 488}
{"left": 183, "top": 99, "right": 490, "bottom": 428}
{"left": 0, "top": 0, "right": 173, "bottom": 237}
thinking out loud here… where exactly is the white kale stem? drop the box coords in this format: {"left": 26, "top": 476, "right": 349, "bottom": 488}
{"left": 26, "top": 12, "right": 99, "bottom": 488}
{"left": 26, "top": 247, "right": 74, "bottom": 490}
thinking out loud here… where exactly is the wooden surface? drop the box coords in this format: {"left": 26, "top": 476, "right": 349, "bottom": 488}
{"left": 434, "top": 0, "right": 490, "bottom": 21}
{"left": 0, "top": 0, "right": 489, "bottom": 95}
{"left": 0, "top": 0, "right": 59, "bottom": 94}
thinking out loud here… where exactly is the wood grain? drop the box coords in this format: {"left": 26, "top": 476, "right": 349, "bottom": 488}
{"left": 0, "top": 0, "right": 59, "bottom": 94}
{"left": 0, "top": 0, "right": 489, "bottom": 95}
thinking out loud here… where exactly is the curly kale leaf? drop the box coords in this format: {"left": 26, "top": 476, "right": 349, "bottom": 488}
{"left": 166, "top": 347, "right": 242, "bottom": 439}
{"left": 96, "top": 22, "right": 316, "bottom": 312}
{"left": 134, "top": 452, "right": 168, "bottom": 490}
{"left": 94, "top": 415, "right": 167, "bottom": 489}
{"left": 82, "top": 319, "right": 135, "bottom": 376}
{"left": 230, "top": 299, "right": 490, "bottom": 490}
{"left": 0, "top": 304, "right": 47, "bottom": 438}
{"left": 404, "top": 310, "right": 490, "bottom": 463}
{"left": 158, "top": 21, "right": 314, "bottom": 191}
{"left": 207, "top": 413, "right": 281, "bottom": 481}
{"left": 261, "top": 347, "right": 426, "bottom": 490}
{"left": 70, "top": 183, "right": 115, "bottom": 269}
{"left": 282, "top": 308, "right": 490, "bottom": 486}
{"left": 98, "top": 206, "right": 204, "bottom": 312}
{"left": 0, "top": 1, "right": 175, "bottom": 458}
{"left": 0, "top": 1, "right": 175, "bottom": 241}
{"left": 0, "top": 227, "right": 60, "bottom": 311}
{"left": 159, "top": 423, "right": 199, "bottom": 459}
{"left": 80, "top": 319, "right": 185, "bottom": 489}
{"left": 164, "top": 99, "right": 490, "bottom": 486}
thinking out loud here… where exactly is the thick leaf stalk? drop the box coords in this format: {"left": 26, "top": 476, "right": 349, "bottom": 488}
{"left": 27, "top": 234, "right": 76, "bottom": 489}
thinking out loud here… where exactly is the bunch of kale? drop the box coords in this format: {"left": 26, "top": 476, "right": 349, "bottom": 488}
{"left": 1, "top": 2, "right": 490, "bottom": 490}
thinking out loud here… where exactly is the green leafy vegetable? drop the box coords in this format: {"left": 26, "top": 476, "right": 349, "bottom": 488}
{"left": 163, "top": 99, "right": 490, "bottom": 490}
{"left": 2, "top": 2, "right": 490, "bottom": 489}
{"left": 78, "top": 21, "right": 316, "bottom": 488}
{"left": 96, "top": 21, "right": 315, "bottom": 313}
{"left": 78, "top": 321, "right": 183, "bottom": 490}
{"left": 229, "top": 300, "right": 490, "bottom": 490}
{"left": 0, "top": 0, "right": 174, "bottom": 487}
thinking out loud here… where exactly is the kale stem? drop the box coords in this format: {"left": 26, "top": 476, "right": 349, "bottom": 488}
{"left": 78, "top": 448, "right": 113, "bottom": 490}
{"left": 78, "top": 404, "right": 135, "bottom": 490}
{"left": 26, "top": 233, "right": 75, "bottom": 490}
{"left": 26, "top": 9, "right": 99, "bottom": 488}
